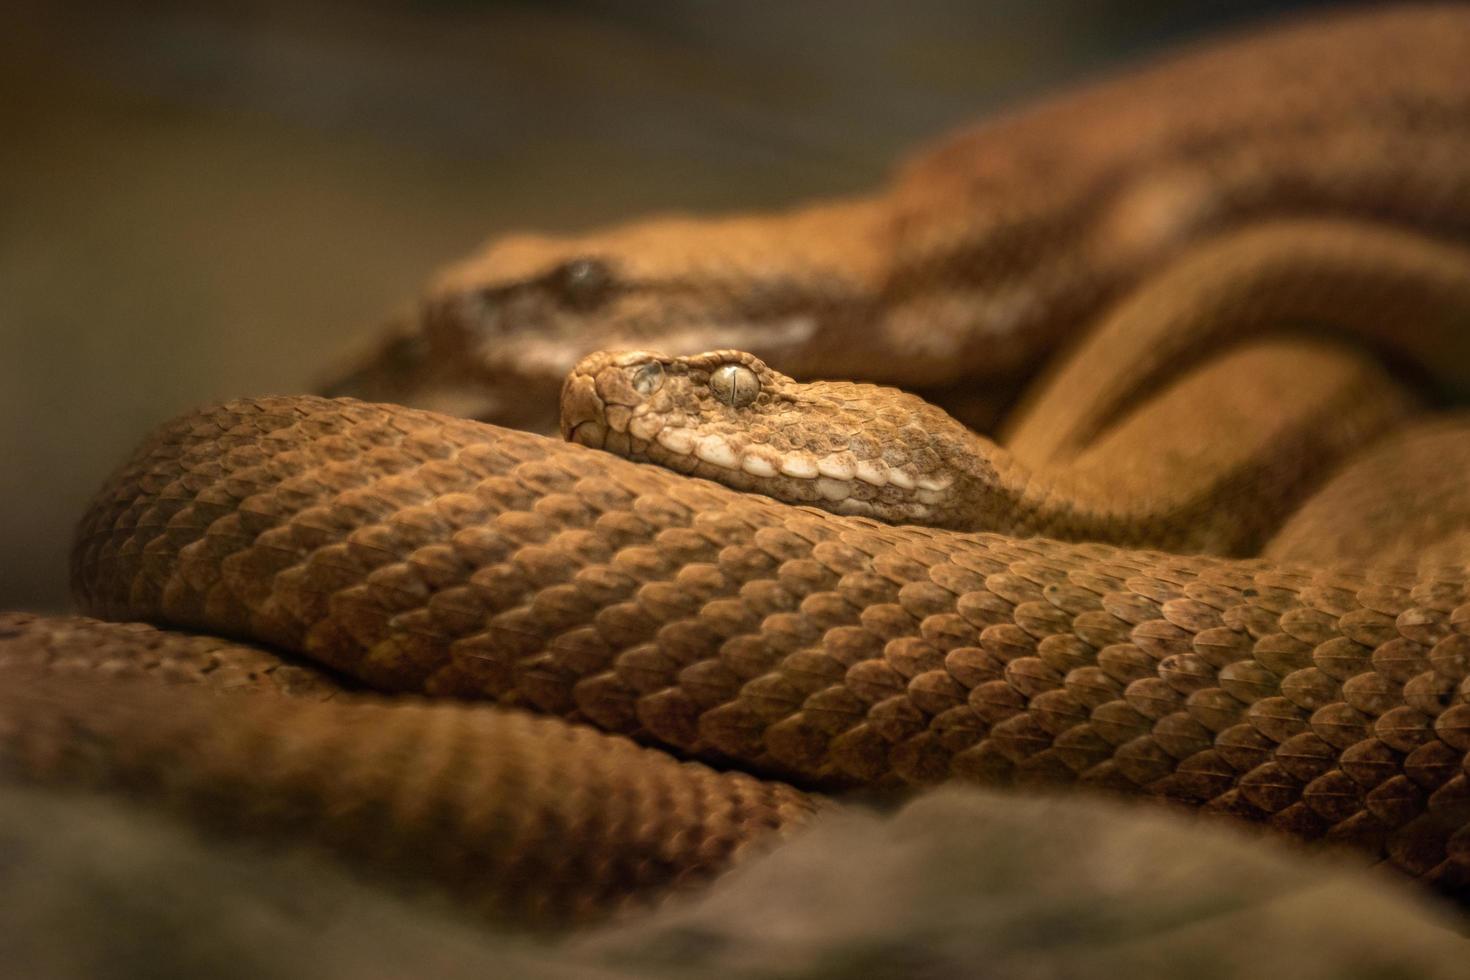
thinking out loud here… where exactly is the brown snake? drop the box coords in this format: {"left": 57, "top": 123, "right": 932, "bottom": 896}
{"left": 323, "top": 5, "right": 1470, "bottom": 435}
{"left": 8, "top": 4, "right": 1470, "bottom": 932}
{"left": 560, "top": 341, "right": 1418, "bottom": 552}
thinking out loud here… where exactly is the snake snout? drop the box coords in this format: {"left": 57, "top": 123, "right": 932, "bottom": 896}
{"left": 562, "top": 350, "right": 677, "bottom": 448}
{"left": 558, "top": 371, "right": 608, "bottom": 446}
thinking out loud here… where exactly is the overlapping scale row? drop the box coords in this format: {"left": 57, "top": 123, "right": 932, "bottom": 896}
{"left": 0, "top": 611, "right": 339, "bottom": 699}
{"left": 73, "top": 397, "right": 1470, "bottom": 890}
{"left": 0, "top": 665, "right": 818, "bottom": 925}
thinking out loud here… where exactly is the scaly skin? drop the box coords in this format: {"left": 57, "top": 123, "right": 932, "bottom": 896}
{"left": 1266, "top": 416, "right": 1470, "bottom": 569}
{"left": 9, "top": 5, "right": 1470, "bottom": 930}
{"left": 561, "top": 340, "right": 1417, "bottom": 553}
{"left": 0, "top": 611, "right": 342, "bottom": 699}
{"left": 1002, "top": 221, "right": 1470, "bottom": 466}
{"left": 318, "top": 6, "right": 1470, "bottom": 434}
{"left": 0, "top": 657, "right": 819, "bottom": 927}
{"left": 46, "top": 396, "right": 1470, "bottom": 903}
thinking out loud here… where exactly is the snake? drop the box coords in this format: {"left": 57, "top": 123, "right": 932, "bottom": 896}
{"left": 8, "top": 3, "right": 1470, "bottom": 934}
{"left": 321, "top": 5, "right": 1470, "bottom": 436}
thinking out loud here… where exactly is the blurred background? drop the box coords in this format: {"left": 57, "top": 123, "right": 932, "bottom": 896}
{"left": 1, "top": 0, "right": 1337, "bottom": 611}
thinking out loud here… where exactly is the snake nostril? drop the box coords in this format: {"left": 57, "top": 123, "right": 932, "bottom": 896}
{"left": 631, "top": 361, "right": 664, "bottom": 395}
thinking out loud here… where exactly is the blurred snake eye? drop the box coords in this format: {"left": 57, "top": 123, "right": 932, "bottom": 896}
{"left": 630, "top": 361, "right": 664, "bottom": 395}
{"left": 382, "top": 331, "right": 430, "bottom": 371}
{"left": 547, "top": 257, "right": 615, "bottom": 309}
{"left": 710, "top": 363, "right": 760, "bottom": 407}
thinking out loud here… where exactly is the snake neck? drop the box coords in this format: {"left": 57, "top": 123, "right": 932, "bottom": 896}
{"left": 916, "top": 424, "right": 1117, "bottom": 541}
{"left": 932, "top": 408, "right": 1282, "bottom": 552}
{"left": 561, "top": 346, "right": 1408, "bottom": 558}
{"left": 560, "top": 354, "right": 1235, "bottom": 545}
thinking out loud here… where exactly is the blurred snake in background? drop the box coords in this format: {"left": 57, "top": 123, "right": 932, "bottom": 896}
{"left": 6, "top": 3, "right": 1470, "bottom": 932}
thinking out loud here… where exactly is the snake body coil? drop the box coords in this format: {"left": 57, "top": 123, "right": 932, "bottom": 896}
{"left": 8, "top": 4, "right": 1470, "bottom": 931}
{"left": 45, "top": 397, "right": 1470, "bottom": 903}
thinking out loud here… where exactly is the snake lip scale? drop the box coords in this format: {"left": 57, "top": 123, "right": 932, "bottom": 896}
{"left": 561, "top": 348, "right": 963, "bottom": 525}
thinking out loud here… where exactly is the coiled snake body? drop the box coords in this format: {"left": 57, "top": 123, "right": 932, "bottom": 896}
{"left": 8, "top": 4, "right": 1470, "bottom": 929}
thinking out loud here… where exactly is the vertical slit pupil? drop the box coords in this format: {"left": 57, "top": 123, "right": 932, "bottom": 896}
{"left": 712, "top": 364, "right": 759, "bottom": 407}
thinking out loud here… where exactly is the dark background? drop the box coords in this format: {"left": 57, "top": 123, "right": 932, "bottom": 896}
{"left": 1, "top": 0, "right": 1338, "bottom": 611}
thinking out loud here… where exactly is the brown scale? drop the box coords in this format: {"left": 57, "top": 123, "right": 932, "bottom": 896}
{"left": 0, "top": 661, "right": 820, "bottom": 928}
{"left": 316, "top": 8, "right": 1470, "bottom": 439}
{"left": 1268, "top": 416, "right": 1470, "bottom": 568}
{"left": 14, "top": 5, "right": 1470, "bottom": 927}
{"left": 46, "top": 396, "right": 1470, "bottom": 902}
{"left": 0, "top": 612, "right": 340, "bottom": 699}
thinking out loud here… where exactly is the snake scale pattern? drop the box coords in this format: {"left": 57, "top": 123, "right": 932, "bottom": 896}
{"left": 8, "top": 4, "right": 1470, "bottom": 931}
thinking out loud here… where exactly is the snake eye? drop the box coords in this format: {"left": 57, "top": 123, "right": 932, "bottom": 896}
{"left": 381, "top": 331, "right": 430, "bottom": 372}
{"left": 709, "top": 363, "right": 760, "bottom": 408}
{"left": 546, "top": 257, "right": 615, "bottom": 310}
{"left": 630, "top": 361, "right": 664, "bottom": 395}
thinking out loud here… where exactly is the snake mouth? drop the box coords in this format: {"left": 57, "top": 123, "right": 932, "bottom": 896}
{"left": 566, "top": 420, "right": 608, "bottom": 449}
{"left": 557, "top": 369, "right": 610, "bottom": 442}
{"left": 558, "top": 348, "right": 963, "bottom": 524}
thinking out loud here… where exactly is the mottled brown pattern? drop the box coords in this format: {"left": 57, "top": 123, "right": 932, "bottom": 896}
{"left": 1001, "top": 221, "right": 1470, "bottom": 465}
{"left": 59, "top": 396, "right": 1470, "bottom": 900}
{"left": 0, "top": 612, "right": 341, "bottom": 699}
{"left": 8, "top": 5, "right": 1470, "bottom": 929}
{"left": 562, "top": 339, "right": 1418, "bottom": 552}
{"left": 1266, "top": 416, "right": 1470, "bottom": 568}
{"left": 0, "top": 664, "right": 819, "bottom": 927}
{"left": 322, "top": 7, "right": 1470, "bottom": 435}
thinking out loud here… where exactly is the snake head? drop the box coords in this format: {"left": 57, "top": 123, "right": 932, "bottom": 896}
{"left": 562, "top": 348, "right": 989, "bottom": 526}
{"left": 561, "top": 348, "right": 789, "bottom": 452}
{"left": 316, "top": 203, "right": 887, "bottom": 434}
